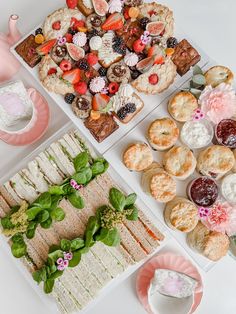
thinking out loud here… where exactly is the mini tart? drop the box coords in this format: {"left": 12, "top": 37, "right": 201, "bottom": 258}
{"left": 42, "top": 8, "right": 83, "bottom": 40}
{"left": 197, "top": 145, "right": 234, "bottom": 180}
{"left": 204, "top": 66, "right": 234, "bottom": 87}
{"left": 107, "top": 61, "right": 131, "bottom": 84}
{"left": 147, "top": 117, "right": 179, "bottom": 151}
{"left": 168, "top": 91, "right": 198, "bottom": 122}
{"left": 163, "top": 146, "right": 196, "bottom": 180}
{"left": 187, "top": 222, "right": 230, "bottom": 261}
{"left": 115, "top": 94, "right": 144, "bottom": 124}
{"left": 141, "top": 162, "right": 176, "bottom": 203}
{"left": 123, "top": 143, "right": 153, "bottom": 171}
{"left": 72, "top": 95, "right": 92, "bottom": 119}
{"left": 164, "top": 197, "right": 198, "bottom": 233}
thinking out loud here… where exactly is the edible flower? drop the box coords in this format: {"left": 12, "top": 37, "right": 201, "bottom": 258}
{"left": 202, "top": 201, "right": 236, "bottom": 236}
{"left": 192, "top": 108, "right": 205, "bottom": 121}
{"left": 64, "top": 252, "right": 73, "bottom": 260}
{"left": 198, "top": 207, "right": 210, "bottom": 219}
{"left": 199, "top": 83, "right": 236, "bottom": 124}
{"left": 56, "top": 252, "right": 73, "bottom": 271}
{"left": 57, "top": 36, "right": 67, "bottom": 46}
{"left": 70, "top": 179, "right": 83, "bottom": 191}
{"left": 140, "top": 31, "right": 151, "bottom": 45}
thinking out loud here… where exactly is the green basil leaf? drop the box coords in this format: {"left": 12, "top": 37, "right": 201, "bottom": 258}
{"left": 46, "top": 264, "right": 57, "bottom": 276}
{"left": 48, "top": 249, "right": 63, "bottom": 262}
{"left": 91, "top": 162, "right": 105, "bottom": 176}
{"left": 11, "top": 233, "right": 24, "bottom": 244}
{"left": 44, "top": 279, "right": 55, "bottom": 294}
{"left": 72, "top": 171, "right": 87, "bottom": 184}
{"left": 79, "top": 246, "right": 90, "bottom": 254}
{"left": 11, "top": 241, "right": 27, "bottom": 258}
{"left": 73, "top": 152, "right": 89, "bottom": 172}
{"left": 34, "top": 192, "right": 52, "bottom": 209}
{"left": 85, "top": 216, "right": 100, "bottom": 247}
{"left": 62, "top": 183, "right": 74, "bottom": 195}
{"left": 40, "top": 217, "right": 52, "bottom": 229}
{"left": 126, "top": 206, "right": 138, "bottom": 221}
{"left": 50, "top": 207, "right": 65, "bottom": 221}
{"left": 109, "top": 188, "right": 126, "bottom": 212}
{"left": 125, "top": 193, "right": 137, "bottom": 207}
{"left": 71, "top": 238, "right": 85, "bottom": 251}
{"left": 50, "top": 194, "right": 62, "bottom": 210}
{"left": 1, "top": 216, "right": 14, "bottom": 229}
{"left": 26, "top": 207, "right": 43, "bottom": 221}
{"left": 38, "top": 210, "right": 50, "bottom": 223}
{"left": 101, "top": 228, "right": 120, "bottom": 247}
{"left": 26, "top": 226, "right": 36, "bottom": 239}
{"left": 33, "top": 267, "right": 47, "bottom": 283}
{"left": 95, "top": 228, "right": 109, "bottom": 242}
{"left": 49, "top": 245, "right": 60, "bottom": 253}
{"left": 49, "top": 270, "right": 63, "bottom": 280}
{"left": 48, "top": 185, "right": 65, "bottom": 195}
{"left": 60, "top": 239, "right": 71, "bottom": 251}
{"left": 68, "top": 191, "right": 84, "bottom": 209}
{"left": 68, "top": 250, "right": 81, "bottom": 267}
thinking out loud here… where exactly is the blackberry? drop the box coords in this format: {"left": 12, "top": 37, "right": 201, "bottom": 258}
{"left": 68, "top": 28, "right": 77, "bottom": 35}
{"left": 112, "top": 37, "right": 126, "bottom": 55}
{"left": 167, "top": 37, "right": 178, "bottom": 48}
{"left": 117, "top": 107, "right": 127, "bottom": 120}
{"left": 131, "top": 70, "right": 141, "bottom": 80}
{"left": 139, "top": 17, "right": 150, "bottom": 30}
{"left": 113, "top": 36, "right": 123, "bottom": 45}
{"left": 64, "top": 93, "right": 75, "bottom": 104}
{"left": 77, "top": 58, "right": 89, "bottom": 71}
{"left": 83, "top": 43, "right": 90, "bottom": 53}
{"left": 87, "top": 29, "right": 99, "bottom": 40}
{"left": 124, "top": 103, "right": 136, "bottom": 113}
{"left": 117, "top": 103, "right": 136, "bottom": 120}
{"left": 98, "top": 67, "right": 107, "bottom": 76}
{"left": 35, "top": 28, "right": 43, "bottom": 35}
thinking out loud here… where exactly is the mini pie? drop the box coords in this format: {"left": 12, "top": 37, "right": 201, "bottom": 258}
{"left": 187, "top": 222, "right": 230, "bottom": 261}
{"left": 164, "top": 197, "right": 198, "bottom": 233}
{"left": 163, "top": 146, "right": 196, "bottom": 180}
{"left": 204, "top": 66, "right": 234, "bottom": 87}
{"left": 197, "top": 145, "right": 234, "bottom": 180}
{"left": 147, "top": 117, "right": 179, "bottom": 151}
{"left": 123, "top": 143, "right": 153, "bottom": 171}
{"left": 168, "top": 91, "right": 198, "bottom": 122}
{"left": 141, "top": 162, "right": 176, "bottom": 203}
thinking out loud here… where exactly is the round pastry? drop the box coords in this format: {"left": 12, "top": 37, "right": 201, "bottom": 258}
{"left": 86, "top": 13, "right": 105, "bottom": 32}
{"left": 221, "top": 174, "right": 236, "bottom": 204}
{"left": 50, "top": 45, "right": 69, "bottom": 64}
{"left": 204, "top": 66, "right": 234, "bottom": 87}
{"left": 164, "top": 197, "right": 198, "bottom": 233}
{"left": 215, "top": 119, "right": 236, "bottom": 149}
{"left": 187, "top": 222, "right": 230, "bottom": 261}
{"left": 197, "top": 145, "right": 234, "bottom": 180}
{"left": 188, "top": 176, "right": 218, "bottom": 207}
{"left": 71, "top": 95, "right": 92, "bottom": 119}
{"left": 123, "top": 143, "right": 153, "bottom": 171}
{"left": 147, "top": 117, "right": 179, "bottom": 151}
{"left": 107, "top": 61, "right": 131, "bottom": 84}
{"left": 43, "top": 8, "right": 83, "bottom": 40}
{"left": 168, "top": 91, "right": 198, "bottom": 122}
{"left": 141, "top": 162, "right": 176, "bottom": 203}
{"left": 163, "top": 146, "right": 196, "bottom": 180}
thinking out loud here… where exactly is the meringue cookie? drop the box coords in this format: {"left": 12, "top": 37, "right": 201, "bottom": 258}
{"left": 124, "top": 52, "right": 139, "bottom": 67}
{"left": 89, "top": 36, "right": 102, "bottom": 50}
{"left": 73, "top": 32, "right": 87, "bottom": 47}
{"left": 108, "top": 0, "right": 123, "bottom": 13}
{"left": 89, "top": 77, "right": 106, "bottom": 93}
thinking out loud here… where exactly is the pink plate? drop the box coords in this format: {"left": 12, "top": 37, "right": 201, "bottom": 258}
{"left": 0, "top": 88, "right": 50, "bottom": 146}
{"left": 136, "top": 252, "right": 203, "bottom": 314}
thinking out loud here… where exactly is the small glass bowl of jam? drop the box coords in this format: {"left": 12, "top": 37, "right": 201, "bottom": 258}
{"left": 187, "top": 176, "right": 218, "bottom": 207}
{"left": 215, "top": 119, "right": 236, "bottom": 148}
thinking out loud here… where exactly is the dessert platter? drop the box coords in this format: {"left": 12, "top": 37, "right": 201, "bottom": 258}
{"left": 12, "top": 0, "right": 209, "bottom": 153}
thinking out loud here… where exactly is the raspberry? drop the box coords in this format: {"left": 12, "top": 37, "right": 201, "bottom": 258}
{"left": 66, "top": 0, "right": 77, "bottom": 9}
{"left": 87, "top": 53, "right": 98, "bottom": 66}
{"left": 133, "top": 39, "right": 145, "bottom": 53}
{"left": 60, "top": 60, "right": 72, "bottom": 71}
{"left": 52, "top": 21, "right": 61, "bottom": 30}
{"left": 74, "top": 81, "right": 88, "bottom": 95}
{"left": 148, "top": 74, "right": 159, "bottom": 85}
{"left": 71, "top": 17, "right": 84, "bottom": 29}
{"left": 47, "top": 68, "right": 57, "bottom": 75}
{"left": 76, "top": 20, "right": 85, "bottom": 28}
{"left": 64, "top": 93, "right": 75, "bottom": 104}
{"left": 108, "top": 82, "right": 119, "bottom": 94}
{"left": 65, "top": 33, "right": 73, "bottom": 43}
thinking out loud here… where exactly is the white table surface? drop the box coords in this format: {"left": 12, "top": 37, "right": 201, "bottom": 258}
{"left": 0, "top": 0, "right": 236, "bottom": 313}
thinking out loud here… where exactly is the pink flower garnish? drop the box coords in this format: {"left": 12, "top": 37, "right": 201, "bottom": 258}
{"left": 140, "top": 31, "right": 151, "bottom": 45}
{"left": 198, "top": 207, "right": 210, "bottom": 219}
{"left": 199, "top": 83, "right": 236, "bottom": 124}
{"left": 57, "top": 36, "right": 67, "bottom": 46}
{"left": 64, "top": 252, "right": 73, "bottom": 261}
{"left": 57, "top": 264, "right": 65, "bottom": 271}
{"left": 57, "top": 257, "right": 64, "bottom": 265}
{"left": 202, "top": 201, "right": 236, "bottom": 236}
{"left": 192, "top": 108, "right": 205, "bottom": 121}
{"left": 63, "top": 260, "right": 69, "bottom": 267}
{"left": 70, "top": 179, "right": 83, "bottom": 191}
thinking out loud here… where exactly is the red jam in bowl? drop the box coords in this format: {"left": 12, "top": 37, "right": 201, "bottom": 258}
{"left": 215, "top": 119, "right": 236, "bottom": 148}
{"left": 188, "top": 177, "right": 218, "bottom": 207}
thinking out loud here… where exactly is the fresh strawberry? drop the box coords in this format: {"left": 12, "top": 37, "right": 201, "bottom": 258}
{"left": 108, "top": 82, "right": 119, "bottom": 94}
{"left": 74, "top": 81, "right": 88, "bottom": 95}
{"left": 92, "top": 93, "right": 110, "bottom": 112}
{"left": 70, "top": 17, "right": 84, "bottom": 29}
{"left": 148, "top": 46, "right": 165, "bottom": 64}
{"left": 62, "top": 69, "right": 81, "bottom": 84}
{"left": 154, "top": 55, "right": 164, "bottom": 65}
{"left": 36, "top": 39, "right": 57, "bottom": 55}
{"left": 65, "top": 33, "right": 73, "bottom": 43}
{"left": 102, "top": 13, "right": 124, "bottom": 31}
{"left": 149, "top": 74, "right": 159, "bottom": 85}
{"left": 66, "top": 0, "right": 77, "bottom": 9}
{"left": 60, "top": 60, "right": 72, "bottom": 71}
{"left": 123, "top": 7, "right": 130, "bottom": 20}
{"left": 87, "top": 53, "right": 98, "bottom": 66}
{"left": 47, "top": 68, "right": 57, "bottom": 75}
{"left": 52, "top": 21, "right": 61, "bottom": 30}
{"left": 133, "top": 39, "right": 145, "bottom": 53}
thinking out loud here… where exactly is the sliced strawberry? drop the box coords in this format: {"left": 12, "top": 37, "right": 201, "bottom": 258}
{"left": 102, "top": 13, "right": 124, "bottom": 31}
{"left": 36, "top": 39, "right": 57, "bottom": 55}
{"left": 92, "top": 93, "right": 110, "bottom": 112}
{"left": 62, "top": 69, "right": 81, "bottom": 84}
{"left": 148, "top": 46, "right": 165, "bottom": 64}
{"left": 154, "top": 55, "right": 165, "bottom": 65}
{"left": 52, "top": 21, "right": 61, "bottom": 30}
{"left": 47, "top": 68, "right": 57, "bottom": 75}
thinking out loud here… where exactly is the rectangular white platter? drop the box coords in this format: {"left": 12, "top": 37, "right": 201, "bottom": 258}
{"left": 0, "top": 121, "right": 170, "bottom": 314}
{"left": 11, "top": 19, "right": 210, "bottom": 154}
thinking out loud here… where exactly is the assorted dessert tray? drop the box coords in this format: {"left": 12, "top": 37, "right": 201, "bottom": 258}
{"left": 1, "top": 0, "right": 236, "bottom": 312}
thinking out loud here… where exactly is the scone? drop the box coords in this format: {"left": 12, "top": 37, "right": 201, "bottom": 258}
{"left": 147, "top": 117, "right": 179, "bottom": 151}
{"left": 164, "top": 197, "right": 198, "bottom": 233}
{"left": 197, "top": 145, "right": 234, "bottom": 180}
{"left": 123, "top": 143, "right": 153, "bottom": 171}
{"left": 141, "top": 162, "right": 176, "bottom": 203}
{"left": 163, "top": 146, "right": 196, "bottom": 180}
{"left": 187, "top": 222, "right": 229, "bottom": 261}
{"left": 168, "top": 91, "right": 198, "bottom": 122}
{"left": 77, "top": 0, "right": 94, "bottom": 17}
{"left": 204, "top": 66, "right": 234, "bottom": 87}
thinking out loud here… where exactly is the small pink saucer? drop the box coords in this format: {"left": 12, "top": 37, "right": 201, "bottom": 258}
{"left": 0, "top": 88, "right": 50, "bottom": 146}
{"left": 136, "top": 252, "right": 203, "bottom": 314}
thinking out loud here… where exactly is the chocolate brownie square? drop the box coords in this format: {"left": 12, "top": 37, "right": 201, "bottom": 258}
{"left": 15, "top": 34, "right": 41, "bottom": 68}
{"left": 84, "top": 114, "right": 119, "bottom": 143}
{"left": 171, "top": 39, "right": 201, "bottom": 76}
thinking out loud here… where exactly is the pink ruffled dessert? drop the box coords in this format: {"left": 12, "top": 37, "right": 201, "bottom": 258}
{"left": 199, "top": 83, "right": 236, "bottom": 124}
{"left": 89, "top": 77, "right": 106, "bottom": 93}
{"left": 124, "top": 52, "right": 139, "bottom": 67}
{"left": 73, "top": 32, "right": 87, "bottom": 47}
